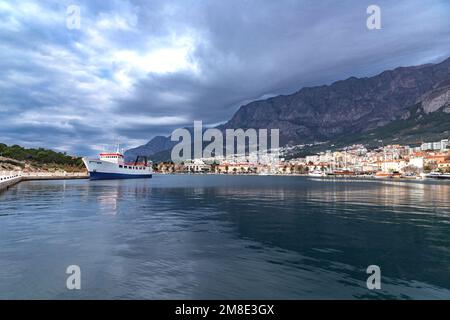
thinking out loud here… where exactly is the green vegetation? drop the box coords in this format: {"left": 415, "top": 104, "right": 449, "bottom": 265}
{"left": 333, "top": 106, "right": 450, "bottom": 148}
{"left": 288, "top": 107, "right": 450, "bottom": 159}
{"left": 0, "top": 143, "right": 84, "bottom": 171}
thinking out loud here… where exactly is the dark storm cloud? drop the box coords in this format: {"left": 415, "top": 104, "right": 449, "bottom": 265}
{"left": 115, "top": 71, "right": 257, "bottom": 121}
{"left": 0, "top": 0, "right": 449, "bottom": 155}
{"left": 115, "top": 0, "right": 450, "bottom": 135}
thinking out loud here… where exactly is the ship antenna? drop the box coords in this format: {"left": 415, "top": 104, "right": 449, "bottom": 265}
{"left": 115, "top": 137, "right": 120, "bottom": 154}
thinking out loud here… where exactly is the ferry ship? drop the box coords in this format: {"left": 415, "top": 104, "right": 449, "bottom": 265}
{"left": 82, "top": 150, "right": 152, "bottom": 180}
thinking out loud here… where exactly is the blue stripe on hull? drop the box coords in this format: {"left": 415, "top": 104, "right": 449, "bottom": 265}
{"left": 89, "top": 171, "right": 152, "bottom": 180}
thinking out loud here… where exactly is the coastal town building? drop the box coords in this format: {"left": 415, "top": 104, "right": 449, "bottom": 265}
{"left": 153, "top": 138, "right": 450, "bottom": 176}
{"left": 420, "top": 139, "right": 449, "bottom": 151}
{"left": 184, "top": 159, "right": 211, "bottom": 173}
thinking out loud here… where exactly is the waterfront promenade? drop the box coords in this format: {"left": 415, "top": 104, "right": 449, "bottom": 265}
{"left": 0, "top": 171, "right": 88, "bottom": 193}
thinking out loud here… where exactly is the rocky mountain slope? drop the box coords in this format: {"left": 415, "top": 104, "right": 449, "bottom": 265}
{"left": 125, "top": 136, "right": 176, "bottom": 161}
{"left": 223, "top": 57, "right": 450, "bottom": 145}
{"left": 126, "top": 57, "right": 450, "bottom": 160}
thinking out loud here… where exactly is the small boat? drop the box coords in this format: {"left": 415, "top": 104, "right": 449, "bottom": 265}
{"left": 331, "top": 169, "right": 356, "bottom": 176}
{"left": 421, "top": 172, "right": 450, "bottom": 180}
{"left": 374, "top": 171, "right": 401, "bottom": 179}
{"left": 308, "top": 170, "right": 327, "bottom": 177}
{"left": 82, "top": 150, "right": 153, "bottom": 180}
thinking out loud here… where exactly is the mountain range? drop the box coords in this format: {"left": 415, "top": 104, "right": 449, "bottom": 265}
{"left": 125, "top": 57, "right": 450, "bottom": 161}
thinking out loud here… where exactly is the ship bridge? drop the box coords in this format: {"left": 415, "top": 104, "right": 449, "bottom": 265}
{"left": 99, "top": 153, "right": 124, "bottom": 165}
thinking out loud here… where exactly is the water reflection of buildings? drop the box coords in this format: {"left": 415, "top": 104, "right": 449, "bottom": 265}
{"left": 97, "top": 192, "right": 119, "bottom": 214}
{"left": 88, "top": 181, "right": 154, "bottom": 215}
{"left": 198, "top": 179, "right": 450, "bottom": 214}
{"left": 302, "top": 180, "right": 450, "bottom": 216}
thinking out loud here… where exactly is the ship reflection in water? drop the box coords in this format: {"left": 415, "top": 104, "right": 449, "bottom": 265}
{"left": 0, "top": 175, "right": 449, "bottom": 299}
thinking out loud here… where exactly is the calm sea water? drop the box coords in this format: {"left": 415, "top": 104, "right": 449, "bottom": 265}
{"left": 0, "top": 175, "right": 449, "bottom": 299}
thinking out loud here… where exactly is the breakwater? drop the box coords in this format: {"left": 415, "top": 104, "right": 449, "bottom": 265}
{"left": 0, "top": 172, "right": 22, "bottom": 193}
{"left": 0, "top": 171, "right": 88, "bottom": 193}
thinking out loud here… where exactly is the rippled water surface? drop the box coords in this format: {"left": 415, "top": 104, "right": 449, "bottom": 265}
{"left": 1, "top": 175, "right": 450, "bottom": 299}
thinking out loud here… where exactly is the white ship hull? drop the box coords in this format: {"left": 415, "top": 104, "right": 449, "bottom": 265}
{"left": 82, "top": 157, "right": 152, "bottom": 180}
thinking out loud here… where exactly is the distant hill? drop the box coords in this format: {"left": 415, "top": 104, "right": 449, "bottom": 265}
{"left": 126, "top": 57, "right": 450, "bottom": 161}
{"left": 0, "top": 143, "right": 84, "bottom": 171}
{"left": 125, "top": 135, "right": 176, "bottom": 162}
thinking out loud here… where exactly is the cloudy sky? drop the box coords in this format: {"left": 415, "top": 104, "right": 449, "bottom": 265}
{"left": 1, "top": 0, "right": 449, "bottom": 155}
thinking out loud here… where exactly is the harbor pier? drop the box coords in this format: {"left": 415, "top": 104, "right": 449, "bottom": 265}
{"left": 0, "top": 171, "right": 88, "bottom": 193}
{"left": 0, "top": 171, "right": 22, "bottom": 193}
